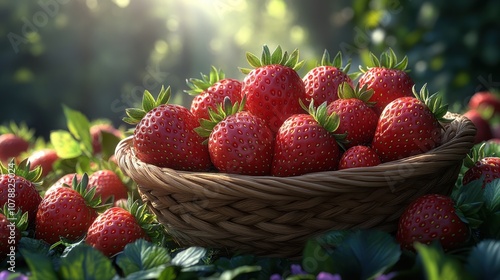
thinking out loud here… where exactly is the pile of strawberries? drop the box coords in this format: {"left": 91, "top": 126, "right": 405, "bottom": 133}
{"left": 124, "top": 45, "right": 451, "bottom": 177}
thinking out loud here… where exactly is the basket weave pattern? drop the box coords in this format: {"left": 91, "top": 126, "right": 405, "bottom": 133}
{"left": 116, "top": 113, "right": 476, "bottom": 257}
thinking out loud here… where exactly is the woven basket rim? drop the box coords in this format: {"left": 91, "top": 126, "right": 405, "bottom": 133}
{"left": 115, "top": 112, "right": 476, "bottom": 198}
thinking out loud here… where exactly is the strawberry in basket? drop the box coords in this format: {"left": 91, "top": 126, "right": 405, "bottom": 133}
{"left": 123, "top": 86, "right": 212, "bottom": 171}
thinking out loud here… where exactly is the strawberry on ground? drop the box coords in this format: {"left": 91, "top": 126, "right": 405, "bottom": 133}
{"left": 86, "top": 200, "right": 154, "bottom": 257}
{"left": 271, "top": 101, "right": 344, "bottom": 177}
{"left": 186, "top": 66, "right": 242, "bottom": 121}
{"left": 0, "top": 160, "right": 42, "bottom": 228}
{"left": 371, "top": 84, "right": 451, "bottom": 163}
{"left": 302, "top": 50, "right": 353, "bottom": 107}
{"left": 35, "top": 173, "right": 101, "bottom": 245}
{"left": 28, "top": 148, "right": 59, "bottom": 177}
{"left": 327, "top": 82, "right": 378, "bottom": 148}
{"left": 357, "top": 48, "right": 415, "bottom": 115}
{"left": 396, "top": 194, "right": 470, "bottom": 251}
{"left": 88, "top": 169, "right": 128, "bottom": 204}
{"left": 0, "top": 206, "right": 28, "bottom": 258}
{"left": 338, "top": 145, "right": 381, "bottom": 170}
{"left": 0, "top": 122, "right": 34, "bottom": 164}
{"left": 240, "top": 45, "right": 306, "bottom": 133}
{"left": 195, "top": 97, "right": 274, "bottom": 175}
{"left": 123, "top": 86, "right": 212, "bottom": 171}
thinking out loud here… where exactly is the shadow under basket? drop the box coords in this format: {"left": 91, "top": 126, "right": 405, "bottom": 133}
{"left": 115, "top": 113, "right": 476, "bottom": 258}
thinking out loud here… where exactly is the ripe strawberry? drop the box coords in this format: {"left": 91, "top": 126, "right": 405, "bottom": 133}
{"left": 45, "top": 173, "right": 81, "bottom": 196}
{"left": 0, "top": 160, "right": 42, "bottom": 228}
{"left": 327, "top": 82, "right": 378, "bottom": 148}
{"left": 0, "top": 122, "right": 33, "bottom": 164}
{"left": 396, "top": 194, "right": 470, "bottom": 251}
{"left": 123, "top": 86, "right": 212, "bottom": 171}
{"left": 28, "top": 148, "right": 59, "bottom": 177}
{"left": 90, "top": 123, "right": 123, "bottom": 155}
{"left": 35, "top": 174, "right": 100, "bottom": 244}
{"left": 358, "top": 48, "right": 415, "bottom": 115}
{"left": 468, "top": 91, "right": 500, "bottom": 119}
{"left": 303, "top": 50, "right": 353, "bottom": 107}
{"left": 371, "top": 84, "right": 451, "bottom": 163}
{"left": 463, "top": 157, "right": 500, "bottom": 188}
{"left": 186, "top": 66, "right": 242, "bottom": 121}
{"left": 88, "top": 169, "right": 128, "bottom": 204}
{"left": 86, "top": 200, "right": 153, "bottom": 257}
{"left": 240, "top": 45, "right": 306, "bottom": 133}
{"left": 463, "top": 109, "right": 493, "bottom": 144}
{"left": 0, "top": 206, "right": 28, "bottom": 258}
{"left": 196, "top": 98, "right": 274, "bottom": 175}
{"left": 338, "top": 145, "right": 381, "bottom": 170}
{"left": 271, "top": 101, "right": 344, "bottom": 177}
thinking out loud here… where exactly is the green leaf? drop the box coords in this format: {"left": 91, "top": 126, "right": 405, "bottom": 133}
{"left": 62, "top": 105, "right": 93, "bottom": 156}
{"left": 19, "top": 247, "right": 58, "bottom": 280}
{"left": 465, "top": 240, "right": 500, "bottom": 280}
{"left": 481, "top": 179, "right": 500, "bottom": 238}
{"left": 217, "top": 265, "right": 262, "bottom": 280}
{"left": 58, "top": 243, "right": 115, "bottom": 280}
{"left": 100, "top": 130, "right": 122, "bottom": 159}
{"left": 171, "top": 246, "right": 207, "bottom": 267}
{"left": 116, "top": 239, "right": 171, "bottom": 276}
{"left": 50, "top": 130, "right": 82, "bottom": 159}
{"left": 415, "top": 243, "right": 473, "bottom": 280}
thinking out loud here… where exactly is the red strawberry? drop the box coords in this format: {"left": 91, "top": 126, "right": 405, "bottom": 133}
{"left": 88, "top": 169, "right": 128, "bottom": 204}
{"left": 371, "top": 84, "right": 451, "bottom": 163}
{"left": 272, "top": 101, "right": 343, "bottom": 177}
{"left": 196, "top": 98, "right": 274, "bottom": 175}
{"left": 396, "top": 194, "right": 470, "bottom": 251}
{"left": 0, "top": 206, "right": 28, "bottom": 258}
{"left": 86, "top": 200, "right": 152, "bottom": 257}
{"left": 468, "top": 91, "right": 500, "bottom": 119}
{"left": 358, "top": 48, "right": 415, "bottom": 115}
{"left": 35, "top": 174, "right": 100, "bottom": 244}
{"left": 240, "top": 45, "right": 306, "bottom": 133}
{"left": 327, "top": 82, "right": 378, "bottom": 148}
{"left": 303, "top": 50, "right": 353, "bottom": 107}
{"left": 0, "top": 123, "right": 33, "bottom": 164}
{"left": 338, "top": 145, "right": 381, "bottom": 170}
{"left": 90, "top": 123, "right": 123, "bottom": 155}
{"left": 463, "top": 109, "right": 493, "bottom": 144}
{"left": 45, "top": 173, "right": 81, "bottom": 196}
{"left": 123, "top": 86, "right": 212, "bottom": 171}
{"left": 186, "top": 66, "right": 242, "bottom": 121}
{"left": 462, "top": 156, "right": 500, "bottom": 188}
{"left": 0, "top": 160, "right": 42, "bottom": 228}
{"left": 28, "top": 149, "right": 59, "bottom": 177}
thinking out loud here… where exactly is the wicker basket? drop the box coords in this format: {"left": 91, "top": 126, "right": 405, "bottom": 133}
{"left": 115, "top": 113, "right": 476, "bottom": 257}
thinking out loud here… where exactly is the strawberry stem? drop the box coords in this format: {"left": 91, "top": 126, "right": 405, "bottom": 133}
{"left": 239, "top": 45, "right": 305, "bottom": 74}
{"left": 185, "top": 66, "right": 225, "bottom": 96}
{"left": 123, "top": 86, "right": 171, "bottom": 125}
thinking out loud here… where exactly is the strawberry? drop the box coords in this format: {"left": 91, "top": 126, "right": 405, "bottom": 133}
{"left": 186, "top": 66, "right": 243, "bottom": 121}
{"left": 240, "top": 45, "right": 306, "bottom": 133}
{"left": 0, "top": 122, "right": 33, "bottom": 164}
{"left": 303, "top": 50, "right": 353, "bottom": 107}
{"left": 35, "top": 174, "right": 100, "bottom": 244}
{"left": 88, "top": 169, "right": 128, "bottom": 204}
{"left": 45, "top": 172, "right": 81, "bottom": 196}
{"left": 90, "top": 123, "right": 123, "bottom": 155}
{"left": 371, "top": 84, "right": 451, "bottom": 163}
{"left": 0, "top": 160, "right": 42, "bottom": 228}
{"left": 358, "top": 48, "right": 415, "bottom": 115}
{"left": 396, "top": 194, "right": 470, "bottom": 251}
{"left": 27, "top": 148, "right": 59, "bottom": 177}
{"left": 463, "top": 156, "right": 500, "bottom": 188}
{"left": 0, "top": 206, "right": 28, "bottom": 258}
{"left": 195, "top": 97, "right": 274, "bottom": 175}
{"left": 86, "top": 200, "right": 154, "bottom": 257}
{"left": 271, "top": 101, "right": 344, "bottom": 177}
{"left": 327, "top": 82, "right": 378, "bottom": 148}
{"left": 468, "top": 91, "right": 500, "bottom": 119}
{"left": 123, "top": 86, "right": 212, "bottom": 171}
{"left": 338, "top": 145, "right": 380, "bottom": 170}
{"left": 463, "top": 109, "right": 493, "bottom": 144}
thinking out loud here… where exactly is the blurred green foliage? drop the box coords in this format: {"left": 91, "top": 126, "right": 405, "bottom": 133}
{"left": 1, "top": 0, "right": 499, "bottom": 138}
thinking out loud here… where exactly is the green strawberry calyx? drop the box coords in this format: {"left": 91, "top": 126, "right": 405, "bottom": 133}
{"left": 317, "top": 49, "right": 351, "bottom": 73}
{"left": 239, "top": 44, "right": 305, "bottom": 74}
{"left": 124, "top": 197, "right": 166, "bottom": 245}
{"left": 194, "top": 96, "right": 246, "bottom": 142}
{"left": 0, "top": 204, "right": 29, "bottom": 233}
{"left": 413, "top": 83, "right": 454, "bottom": 123}
{"left": 122, "top": 86, "right": 171, "bottom": 125}
{"left": 0, "top": 122, "right": 35, "bottom": 143}
{"left": 71, "top": 173, "right": 107, "bottom": 211}
{"left": 463, "top": 143, "right": 486, "bottom": 169}
{"left": 185, "top": 66, "right": 225, "bottom": 96}
{"left": 0, "top": 158, "right": 43, "bottom": 184}
{"left": 300, "top": 99, "right": 348, "bottom": 145}
{"left": 337, "top": 82, "right": 376, "bottom": 106}
{"left": 359, "top": 47, "right": 409, "bottom": 73}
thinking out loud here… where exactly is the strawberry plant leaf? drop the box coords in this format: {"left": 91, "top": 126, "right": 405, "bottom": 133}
{"left": 171, "top": 246, "right": 207, "bottom": 267}
{"left": 216, "top": 266, "right": 262, "bottom": 280}
{"left": 58, "top": 243, "right": 115, "bottom": 280}
{"left": 62, "top": 105, "right": 93, "bottom": 156}
{"left": 100, "top": 130, "right": 122, "bottom": 159}
{"left": 465, "top": 240, "right": 500, "bottom": 280}
{"left": 50, "top": 130, "right": 81, "bottom": 159}
{"left": 480, "top": 179, "right": 500, "bottom": 238}
{"left": 414, "top": 243, "right": 473, "bottom": 280}
{"left": 116, "top": 239, "right": 171, "bottom": 276}
{"left": 18, "top": 247, "right": 58, "bottom": 280}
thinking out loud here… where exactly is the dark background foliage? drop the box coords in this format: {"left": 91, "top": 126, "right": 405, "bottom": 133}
{"left": 1, "top": 0, "right": 499, "bottom": 138}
